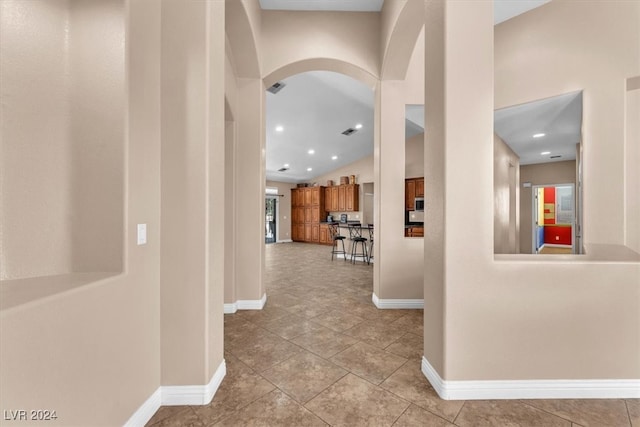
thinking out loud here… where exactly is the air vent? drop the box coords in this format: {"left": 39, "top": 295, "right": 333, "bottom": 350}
{"left": 267, "top": 82, "right": 286, "bottom": 94}
{"left": 342, "top": 128, "right": 357, "bottom": 136}
{"left": 277, "top": 167, "right": 289, "bottom": 172}
{"left": 550, "top": 155, "right": 562, "bottom": 159}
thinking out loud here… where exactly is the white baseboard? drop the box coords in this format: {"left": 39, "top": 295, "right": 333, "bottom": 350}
{"left": 224, "top": 303, "right": 238, "bottom": 314}
{"left": 372, "top": 293, "right": 423, "bottom": 309}
{"left": 544, "top": 243, "right": 572, "bottom": 248}
{"left": 162, "top": 359, "right": 227, "bottom": 406}
{"left": 224, "top": 294, "right": 267, "bottom": 313}
{"left": 123, "top": 388, "right": 161, "bottom": 427}
{"left": 237, "top": 293, "right": 267, "bottom": 310}
{"left": 277, "top": 239, "right": 293, "bottom": 243}
{"left": 421, "top": 356, "right": 640, "bottom": 400}
{"left": 124, "top": 360, "right": 226, "bottom": 426}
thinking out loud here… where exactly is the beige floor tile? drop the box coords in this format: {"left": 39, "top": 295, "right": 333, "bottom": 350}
{"left": 391, "top": 312, "right": 424, "bottom": 335}
{"left": 290, "top": 327, "right": 359, "bottom": 358}
{"left": 214, "top": 389, "right": 327, "bottom": 426}
{"left": 380, "top": 361, "right": 464, "bottom": 422}
{"left": 628, "top": 399, "right": 640, "bottom": 426}
{"left": 260, "top": 314, "right": 326, "bottom": 340}
{"left": 330, "top": 341, "right": 408, "bottom": 385}
{"left": 385, "top": 332, "right": 423, "bottom": 360}
{"left": 147, "top": 407, "right": 204, "bottom": 427}
{"left": 343, "top": 320, "right": 407, "bottom": 349}
{"left": 146, "top": 406, "right": 192, "bottom": 427}
{"left": 393, "top": 404, "right": 456, "bottom": 426}
{"left": 285, "top": 301, "right": 335, "bottom": 319}
{"left": 264, "top": 292, "right": 304, "bottom": 308}
{"left": 235, "top": 305, "right": 292, "bottom": 324}
{"left": 191, "top": 355, "right": 275, "bottom": 425}
{"left": 305, "top": 373, "right": 410, "bottom": 426}
{"left": 261, "top": 350, "right": 348, "bottom": 403}
{"left": 311, "top": 309, "right": 366, "bottom": 332}
{"left": 523, "top": 398, "right": 631, "bottom": 426}
{"left": 227, "top": 330, "right": 303, "bottom": 372}
{"left": 455, "top": 400, "right": 571, "bottom": 426}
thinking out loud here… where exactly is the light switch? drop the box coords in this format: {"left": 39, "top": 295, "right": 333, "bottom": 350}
{"left": 137, "top": 224, "right": 147, "bottom": 245}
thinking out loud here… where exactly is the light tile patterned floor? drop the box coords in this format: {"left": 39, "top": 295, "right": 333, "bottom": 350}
{"left": 147, "top": 242, "right": 638, "bottom": 427}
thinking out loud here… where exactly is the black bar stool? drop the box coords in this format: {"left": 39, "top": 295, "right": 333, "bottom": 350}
{"left": 329, "top": 223, "right": 346, "bottom": 261}
{"left": 348, "top": 224, "right": 368, "bottom": 264}
{"left": 366, "top": 224, "right": 374, "bottom": 265}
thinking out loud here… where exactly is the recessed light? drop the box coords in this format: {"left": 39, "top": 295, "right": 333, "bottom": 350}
{"left": 331, "top": 155, "right": 338, "bottom": 160}
{"left": 307, "top": 167, "right": 312, "bottom": 172}
{"left": 284, "top": 163, "right": 289, "bottom": 168}
{"left": 275, "top": 125, "right": 284, "bottom": 132}
{"left": 355, "top": 123, "right": 363, "bottom": 129}
{"left": 533, "top": 133, "right": 545, "bottom": 138}
{"left": 308, "top": 149, "right": 315, "bottom": 155}
{"left": 541, "top": 151, "right": 551, "bottom": 155}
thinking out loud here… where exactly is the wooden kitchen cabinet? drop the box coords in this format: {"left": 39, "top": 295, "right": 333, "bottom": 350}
{"left": 405, "top": 226, "right": 424, "bottom": 237}
{"left": 345, "top": 184, "right": 358, "bottom": 211}
{"left": 291, "top": 186, "right": 328, "bottom": 243}
{"left": 405, "top": 180, "right": 415, "bottom": 210}
{"left": 415, "top": 178, "right": 424, "bottom": 197}
{"left": 319, "top": 224, "right": 330, "bottom": 244}
{"left": 331, "top": 186, "right": 339, "bottom": 211}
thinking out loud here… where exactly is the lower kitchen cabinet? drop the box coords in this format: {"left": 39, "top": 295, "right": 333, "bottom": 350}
{"left": 405, "top": 226, "right": 424, "bottom": 237}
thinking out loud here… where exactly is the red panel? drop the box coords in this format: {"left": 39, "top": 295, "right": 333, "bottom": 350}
{"left": 544, "top": 226, "right": 572, "bottom": 245}
{"left": 543, "top": 187, "right": 556, "bottom": 225}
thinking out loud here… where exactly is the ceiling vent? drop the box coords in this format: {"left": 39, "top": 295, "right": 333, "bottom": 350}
{"left": 550, "top": 155, "right": 562, "bottom": 159}
{"left": 341, "top": 128, "right": 357, "bottom": 136}
{"left": 277, "top": 166, "right": 289, "bottom": 172}
{"left": 267, "top": 82, "right": 286, "bottom": 94}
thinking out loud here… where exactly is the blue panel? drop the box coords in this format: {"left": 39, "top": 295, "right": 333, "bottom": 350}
{"left": 537, "top": 226, "right": 545, "bottom": 250}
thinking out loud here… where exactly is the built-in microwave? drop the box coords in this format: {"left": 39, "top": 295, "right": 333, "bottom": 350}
{"left": 414, "top": 197, "right": 424, "bottom": 211}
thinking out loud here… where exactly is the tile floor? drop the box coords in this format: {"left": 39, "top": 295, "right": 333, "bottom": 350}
{"left": 146, "top": 242, "right": 639, "bottom": 427}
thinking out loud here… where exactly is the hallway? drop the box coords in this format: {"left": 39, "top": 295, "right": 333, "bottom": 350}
{"left": 146, "top": 243, "right": 638, "bottom": 426}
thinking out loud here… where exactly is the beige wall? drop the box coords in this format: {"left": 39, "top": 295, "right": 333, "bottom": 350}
{"left": 1, "top": 0, "right": 162, "bottom": 425}
{"left": 261, "top": 10, "right": 380, "bottom": 82}
{"left": 494, "top": 134, "right": 520, "bottom": 254}
{"left": 626, "top": 82, "right": 640, "bottom": 253}
{"left": 0, "top": 0, "right": 124, "bottom": 280}
{"left": 406, "top": 132, "right": 424, "bottom": 179}
{"left": 519, "top": 160, "right": 576, "bottom": 254}
{"left": 495, "top": 0, "right": 640, "bottom": 247}
{"left": 266, "top": 180, "right": 297, "bottom": 241}
{"left": 425, "top": 0, "right": 640, "bottom": 382}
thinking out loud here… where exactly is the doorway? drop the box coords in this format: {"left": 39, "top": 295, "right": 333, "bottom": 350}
{"left": 265, "top": 196, "right": 277, "bottom": 244}
{"left": 532, "top": 183, "right": 575, "bottom": 254}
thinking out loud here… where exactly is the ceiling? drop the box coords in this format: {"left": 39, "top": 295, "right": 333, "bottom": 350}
{"left": 259, "top": 0, "right": 384, "bottom": 12}
{"left": 494, "top": 91, "right": 582, "bottom": 165}
{"left": 266, "top": 71, "right": 374, "bottom": 183}
{"left": 263, "top": 0, "right": 557, "bottom": 183}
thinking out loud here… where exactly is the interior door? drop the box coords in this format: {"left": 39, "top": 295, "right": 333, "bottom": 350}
{"left": 265, "top": 197, "right": 277, "bottom": 244}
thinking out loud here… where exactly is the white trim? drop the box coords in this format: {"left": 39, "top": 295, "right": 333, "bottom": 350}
{"left": 224, "top": 302, "right": 238, "bottom": 314}
{"left": 277, "top": 239, "right": 293, "bottom": 243}
{"left": 123, "top": 360, "right": 227, "bottom": 426}
{"left": 421, "top": 356, "right": 640, "bottom": 400}
{"left": 123, "top": 388, "right": 161, "bottom": 427}
{"left": 162, "top": 359, "right": 227, "bottom": 406}
{"left": 372, "top": 293, "right": 423, "bottom": 309}
{"left": 543, "top": 243, "right": 572, "bottom": 248}
{"left": 237, "top": 293, "right": 267, "bottom": 310}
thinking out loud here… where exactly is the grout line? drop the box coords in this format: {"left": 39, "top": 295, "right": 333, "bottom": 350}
{"left": 625, "top": 400, "right": 633, "bottom": 427}
{"left": 519, "top": 400, "right": 583, "bottom": 425}
{"left": 390, "top": 403, "right": 412, "bottom": 426}
{"left": 452, "top": 400, "right": 466, "bottom": 425}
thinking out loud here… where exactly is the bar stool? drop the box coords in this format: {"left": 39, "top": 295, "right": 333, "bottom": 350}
{"left": 366, "top": 224, "right": 374, "bottom": 265}
{"left": 329, "top": 223, "right": 346, "bottom": 261}
{"left": 348, "top": 224, "right": 368, "bottom": 264}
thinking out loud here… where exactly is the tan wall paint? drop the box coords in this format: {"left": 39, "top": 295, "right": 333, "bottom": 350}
{"left": 160, "top": 0, "right": 225, "bottom": 385}
{"left": 424, "top": 0, "right": 640, "bottom": 382}
{"left": 235, "top": 78, "right": 266, "bottom": 301}
{"left": 495, "top": 0, "right": 640, "bottom": 247}
{"left": 0, "top": 0, "right": 124, "bottom": 280}
{"left": 625, "top": 85, "right": 640, "bottom": 253}
{"left": 404, "top": 27, "right": 425, "bottom": 105}
{"left": 405, "top": 132, "right": 424, "bottom": 179}
{"left": 224, "top": 48, "right": 238, "bottom": 305}
{"left": 261, "top": 10, "right": 380, "bottom": 82}
{"left": 380, "top": 0, "right": 424, "bottom": 80}
{"left": 1, "top": 0, "right": 162, "bottom": 424}
{"left": 265, "top": 180, "right": 297, "bottom": 241}
{"left": 519, "top": 161, "right": 576, "bottom": 254}
{"left": 494, "top": 134, "right": 520, "bottom": 254}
